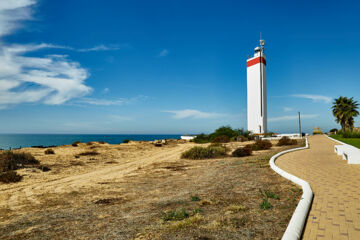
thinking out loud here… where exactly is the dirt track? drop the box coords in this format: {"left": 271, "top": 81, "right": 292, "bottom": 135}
{"left": 0, "top": 140, "right": 302, "bottom": 240}
{"left": 0, "top": 142, "right": 193, "bottom": 213}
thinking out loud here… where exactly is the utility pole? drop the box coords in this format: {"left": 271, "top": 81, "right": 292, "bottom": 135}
{"left": 298, "top": 111, "right": 302, "bottom": 138}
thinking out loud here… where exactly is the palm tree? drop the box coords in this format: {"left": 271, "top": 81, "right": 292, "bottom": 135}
{"left": 332, "top": 97, "right": 359, "bottom": 131}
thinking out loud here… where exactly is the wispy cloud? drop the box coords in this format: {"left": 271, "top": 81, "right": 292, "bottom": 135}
{"left": 292, "top": 94, "right": 332, "bottom": 103}
{"left": 164, "top": 109, "right": 224, "bottom": 119}
{"left": 102, "top": 88, "right": 109, "bottom": 94}
{"left": 268, "top": 114, "right": 318, "bottom": 122}
{"left": 283, "top": 107, "right": 294, "bottom": 112}
{"left": 78, "top": 44, "right": 128, "bottom": 52}
{"left": 74, "top": 95, "right": 148, "bottom": 106}
{"left": 158, "top": 49, "right": 169, "bottom": 57}
{"left": 0, "top": 1, "right": 92, "bottom": 109}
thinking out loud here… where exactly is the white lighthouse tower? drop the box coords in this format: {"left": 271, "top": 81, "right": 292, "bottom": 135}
{"left": 246, "top": 39, "right": 267, "bottom": 134}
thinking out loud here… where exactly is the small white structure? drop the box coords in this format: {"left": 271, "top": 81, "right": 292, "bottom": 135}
{"left": 247, "top": 39, "right": 267, "bottom": 134}
{"left": 180, "top": 135, "right": 195, "bottom": 140}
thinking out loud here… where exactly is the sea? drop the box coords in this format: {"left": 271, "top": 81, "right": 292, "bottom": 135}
{"left": 0, "top": 134, "right": 182, "bottom": 150}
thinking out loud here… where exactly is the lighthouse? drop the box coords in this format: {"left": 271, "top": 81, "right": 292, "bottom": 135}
{"left": 246, "top": 39, "right": 267, "bottom": 134}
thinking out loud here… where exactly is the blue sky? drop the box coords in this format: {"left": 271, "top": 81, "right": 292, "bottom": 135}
{"left": 0, "top": 0, "right": 359, "bottom": 134}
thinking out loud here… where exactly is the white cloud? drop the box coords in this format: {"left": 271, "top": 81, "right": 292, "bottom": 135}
{"left": 76, "top": 98, "right": 126, "bottom": 106}
{"left": 0, "top": 1, "right": 92, "bottom": 109}
{"left": 268, "top": 114, "right": 318, "bottom": 122}
{"left": 74, "top": 95, "right": 148, "bottom": 106}
{"left": 78, "top": 44, "right": 125, "bottom": 52}
{"left": 102, "top": 88, "right": 109, "bottom": 94}
{"left": 164, "top": 109, "right": 224, "bottom": 119}
{"left": 0, "top": 0, "right": 36, "bottom": 37}
{"left": 292, "top": 94, "right": 332, "bottom": 103}
{"left": 283, "top": 107, "right": 294, "bottom": 112}
{"left": 158, "top": 49, "right": 169, "bottom": 57}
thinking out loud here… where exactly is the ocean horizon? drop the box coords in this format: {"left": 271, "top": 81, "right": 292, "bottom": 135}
{"left": 0, "top": 134, "right": 183, "bottom": 150}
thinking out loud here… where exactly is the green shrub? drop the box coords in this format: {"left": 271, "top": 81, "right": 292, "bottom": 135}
{"left": 123, "top": 139, "right": 130, "bottom": 143}
{"left": 277, "top": 137, "right": 297, "bottom": 146}
{"left": 0, "top": 171, "right": 23, "bottom": 183}
{"left": 211, "top": 135, "right": 230, "bottom": 143}
{"left": 0, "top": 151, "right": 39, "bottom": 172}
{"left": 191, "top": 196, "right": 201, "bottom": 202}
{"left": 44, "top": 149, "right": 55, "bottom": 155}
{"left": 248, "top": 139, "right": 272, "bottom": 151}
{"left": 181, "top": 145, "right": 227, "bottom": 160}
{"left": 329, "top": 128, "right": 338, "bottom": 133}
{"left": 209, "top": 126, "right": 239, "bottom": 141}
{"left": 72, "top": 141, "right": 80, "bottom": 147}
{"left": 163, "top": 208, "right": 189, "bottom": 221}
{"left": 232, "top": 145, "right": 252, "bottom": 157}
{"left": 265, "top": 191, "right": 280, "bottom": 200}
{"left": 193, "top": 134, "right": 210, "bottom": 144}
{"left": 259, "top": 198, "right": 272, "bottom": 210}
{"left": 338, "top": 130, "right": 360, "bottom": 138}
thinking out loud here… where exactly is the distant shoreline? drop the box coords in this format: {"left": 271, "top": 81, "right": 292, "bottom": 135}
{"left": 0, "top": 134, "right": 183, "bottom": 150}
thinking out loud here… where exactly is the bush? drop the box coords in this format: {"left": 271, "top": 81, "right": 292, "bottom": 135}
{"left": 232, "top": 145, "right": 252, "bottom": 157}
{"left": 75, "top": 151, "right": 99, "bottom": 157}
{"left": 123, "top": 139, "right": 130, "bottom": 143}
{"left": 99, "top": 141, "right": 106, "bottom": 144}
{"left": 0, "top": 171, "right": 23, "bottom": 183}
{"left": 72, "top": 141, "right": 80, "bottom": 147}
{"left": 44, "top": 149, "right": 55, "bottom": 155}
{"left": 211, "top": 135, "right": 230, "bottom": 143}
{"left": 209, "top": 126, "right": 240, "bottom": 142}
{"left": 193, "top": 134, "right": 210, "bottom": 144}
{"left": 329, "top": 128, "right": 338, "bottom": 133}
{"left": 163, "top": 208, "right": 189, "bottom": 221}
{"left": 0, "top": 151, "right": 39, "bottom": 172}
{"left": 248, "top": 139, "right": 272, "bottom": 151}
{"left": 181, "top": 145, "right": 227, "bottom": 160}
{"left": 277, "top": 137, "right": 297, "bottom": 146}
{"left": 338, "top": 130, "right": 360, "bottom": 138}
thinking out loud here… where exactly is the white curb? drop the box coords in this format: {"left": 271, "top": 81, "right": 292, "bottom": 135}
{"left": 269, "top": 138, "right": 313, "bottom": 240}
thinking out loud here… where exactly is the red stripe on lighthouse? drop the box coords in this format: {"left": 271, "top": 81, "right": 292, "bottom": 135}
{"left": 246, "top": 57, "right": 266, "bottom": 67}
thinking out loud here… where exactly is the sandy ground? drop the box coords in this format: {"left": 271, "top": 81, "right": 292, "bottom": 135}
{"left": 0, "top": 140, "right": 302, "bottom": 239}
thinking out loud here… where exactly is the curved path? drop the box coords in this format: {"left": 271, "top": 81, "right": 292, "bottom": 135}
{"left": 276, "top": 135, "right": 360, "bottom": 239}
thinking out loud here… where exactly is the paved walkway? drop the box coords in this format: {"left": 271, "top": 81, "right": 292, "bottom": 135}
{"left": 276, "top": 135, "right": 360, "bottom": 240}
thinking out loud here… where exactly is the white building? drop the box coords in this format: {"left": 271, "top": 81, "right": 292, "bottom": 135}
{"left": 246, "top": 39, "right": 267, "bottom": 134}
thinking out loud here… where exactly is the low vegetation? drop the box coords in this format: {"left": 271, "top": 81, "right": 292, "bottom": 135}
{"left": 232, "top": 145, "right": 252, "bottom": 157}
{"left": 0, "top": 151, "right": 47, "bottom": 183}
{"left": 181, "top": 145, "right": 227, "bottom": 160}
{"left": 0, "top": 171, "right": 23, "bottom": 183}
{"left": 72, "top": 141, "right": 81, "bottom": 147}
{"left": 330, "top": 134, "right": 360, "bottom": 149}
{"left": 123, "top": 139, "right": 130, "bottom": 143}
{"left": 277, "top": 137, "right": 297, "bottom": 146}
{"left": 0, "top": 151, "right": 39, "bottom": 172}
{"left": 193, "top": 126, "right": 253, "bottom": 144}
{"left": 76, "top": 151, "right": 99, "bottom": 157}
{"left": 247, "top": 139, "right": 272, "bottom": 150}
{"left": 44, "top": 148, "right": 55, "bottom": 154}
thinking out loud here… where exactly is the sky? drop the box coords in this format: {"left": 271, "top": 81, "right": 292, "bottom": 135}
{"left": 0, "top": 0, "right": 360, "bottom": 134}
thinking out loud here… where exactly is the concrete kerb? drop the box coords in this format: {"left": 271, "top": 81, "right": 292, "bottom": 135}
{"left": 269, "top": 138, "right": 313, "bottom": 240}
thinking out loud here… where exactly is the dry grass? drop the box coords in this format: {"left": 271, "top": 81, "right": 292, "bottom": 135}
{"left": 0, "top": 139, "right": 303, "bottom": 239}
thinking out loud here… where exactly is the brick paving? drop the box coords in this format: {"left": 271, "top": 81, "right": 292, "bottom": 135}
{"left": 276, "top": 135, "right": 360, "bottom": 240}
